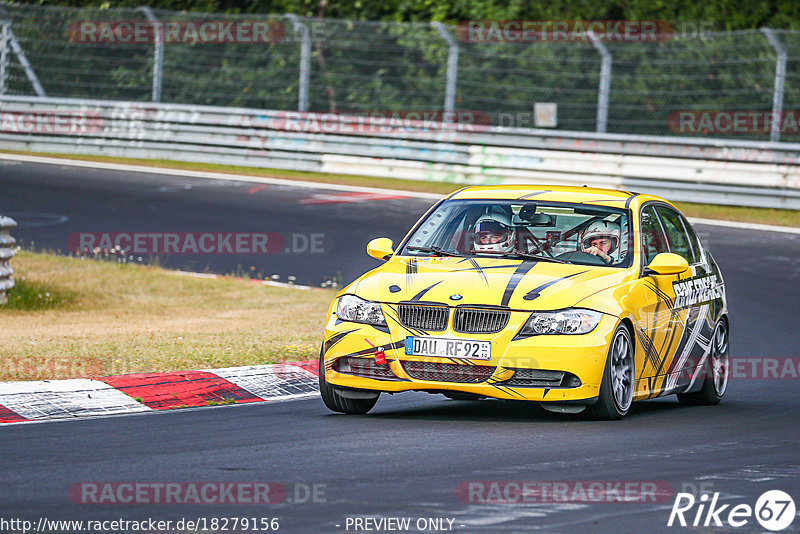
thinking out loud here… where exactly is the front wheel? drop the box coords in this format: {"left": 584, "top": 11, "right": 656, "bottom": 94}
{"left": 587, "top": 325, "right": 635, "bottom": 420}
{"left": 318, "top": 347, "right": 380, "bottom": 415}
{"left": 677, "top": 319, "right": 729, "bottom": 406}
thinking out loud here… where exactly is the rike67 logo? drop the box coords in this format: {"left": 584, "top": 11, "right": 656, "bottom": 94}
{"left": 668, "top": 490, "right": 795, "bottom": 531}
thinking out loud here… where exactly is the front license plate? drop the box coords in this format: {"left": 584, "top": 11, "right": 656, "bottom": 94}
{"left": 405, "top": 336, "right": 491, "bottom": 360}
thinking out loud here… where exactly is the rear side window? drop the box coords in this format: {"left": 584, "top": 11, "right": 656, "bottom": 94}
{"left": 681, "top": 216, "right": 705, "bottom": 264}
{"left": 640, "top": 205, "right": 669, "bottom": 264}
{"left": 655, "top": 206, "right": 693, "bottom": 263}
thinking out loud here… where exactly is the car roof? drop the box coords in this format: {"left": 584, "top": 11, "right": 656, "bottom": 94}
{"left": 447, "top": 185, "right": 673, "bottom": 210}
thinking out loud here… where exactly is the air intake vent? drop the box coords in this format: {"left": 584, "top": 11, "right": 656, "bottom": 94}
{"left": 398, "top": 304, "right": 448, "bottom": 331}
{"left": 402, "top": 361, "right": 495, "bottom": 383}
{"left": 496, "top": 368, "right": 580, "bottom": 388}
{"left": 453, "top": 307, "right": 510, "bottom": 333}
{"left": 334, "top": 357, "right": 398, "bottom": 380}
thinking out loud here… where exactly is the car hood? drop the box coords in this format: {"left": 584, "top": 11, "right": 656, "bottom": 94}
{"left": 351, "top": 256, "right": 631, "bottom": 310}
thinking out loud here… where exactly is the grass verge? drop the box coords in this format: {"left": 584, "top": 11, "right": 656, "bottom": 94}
{"left": 4, "top": 149, "right": 798, "bottom": 227}
{"left": 0, "top": 251, "right": 334, "bottom": 381}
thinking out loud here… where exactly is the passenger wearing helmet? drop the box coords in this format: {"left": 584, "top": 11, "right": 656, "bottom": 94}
{"left": 581, "top": 220, "right": 620, "bottom": 264}
{"left": 472, "top": 213, "right": 515, "bottom": 254}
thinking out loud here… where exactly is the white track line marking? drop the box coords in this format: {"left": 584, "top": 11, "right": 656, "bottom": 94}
{"left": 0, "top": 153, "right": 441, "bottom": 199}
{"left": 1, "top": 153, "right": 797, "bottom": 233}
{"left": 688, "top": 217, "right": 800, "bottom": 234}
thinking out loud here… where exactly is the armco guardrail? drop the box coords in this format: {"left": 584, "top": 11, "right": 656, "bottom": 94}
{"left": 0, "top": 216, "right": 17, "bottom": 305}
{"left": 1, "top": 95, "right": 800, "bottom": 209}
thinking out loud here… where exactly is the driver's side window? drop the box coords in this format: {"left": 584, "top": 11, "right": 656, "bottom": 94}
{"left": 640, "top": 205, "right": 669, "bottom": 264}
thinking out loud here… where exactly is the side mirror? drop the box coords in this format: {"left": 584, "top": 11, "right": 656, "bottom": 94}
{"left": 367, "top": 237, "right": 394, "bottom": 261}
{"left": 644, "top": 252, "right": 689, "bottom": 276}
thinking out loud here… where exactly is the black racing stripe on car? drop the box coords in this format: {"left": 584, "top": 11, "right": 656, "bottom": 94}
{"left": 370, "top": 323, "right": 391, "bottom": 334}
{"left": 501, "top": 261, "right": 538, "bottom": 307}
{"left": 493, "top": 385, "right": 526, "bottom": 398}
{"left": 522, "top": 270, "right": 589, "bottom": 301}
{"left": 644, "top": 281, "right": 684, "bottom": 374}
{"left": 655, "top": 373, "right": 671, "bottom": 396}
{"left": 343, "top": 340, "right": 407, "bottom": 358}
{"left": 646, "top": 376, "right": 657, "bottom": 399}
{"left": 646, "top": 299, "right": 669, "bottom": 377}
{"left": 410, "top": 280, "right": 443, "bottom": 301}
{"left": 625, "top": 193, "right": 641, "bottom": 208}
{"left": 453, "top": 263, "right": 526, "bottom": 272}
{"left": 384, "top": 308, "right": 427, "bottom": 337}
{"left": 542, "top": 388, "right": 550, "bottom": 398}
{"left": 635, "top": 327, "right": 662, "bottom": 376}
{"left": 468, "top": 258, "right": 489, "bottom": 286}
{"left": 660, "top": 306, "right": 686, "bottom": 371}
{"left": 646, "top": 281, "right": 675, "bottom": 309}
{"left": 664, "top": 306, "right": 710, "bottom": 377}
{"left": 323, "top": 329, "right": 359, "bottom": 353}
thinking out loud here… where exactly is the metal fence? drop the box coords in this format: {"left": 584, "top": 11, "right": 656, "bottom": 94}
{"left": 1, "top": 2, "right": 800, "bottom": 143}
{"left": 0, "top": 215, "right": 17, "bottom": 304}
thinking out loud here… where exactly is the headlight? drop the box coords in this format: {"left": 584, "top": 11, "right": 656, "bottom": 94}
{"left": 336, "top": 295, "right": 387, "bottom": 326}
{"left": 518, "top": 309, "right": 603, "bottom": 336}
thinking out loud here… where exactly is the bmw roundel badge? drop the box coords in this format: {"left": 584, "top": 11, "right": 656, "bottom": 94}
{"left": 450, "top": 294, "right": 463, "bottom": 301}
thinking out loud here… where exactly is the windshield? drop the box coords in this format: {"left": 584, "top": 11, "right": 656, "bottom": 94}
{"left": 401, "top": 200, "right": 633, "bottom": 268}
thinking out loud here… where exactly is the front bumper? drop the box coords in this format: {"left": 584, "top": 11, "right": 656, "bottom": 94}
{"left": 322, "top": 308, "right": 617, "bottom": 403}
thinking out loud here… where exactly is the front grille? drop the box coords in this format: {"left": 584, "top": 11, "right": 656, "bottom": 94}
{"left": 453, "top": 307, "right": 510, "bottom": 333}
{"left": 496, "top": 368, "right": 580, "bottom": 388}
{"left": 398, "top": 304, "right": 448, "bottom": 331}
{"left": 402, "top": 361, "right": 495, "bottom": 383}
{"left": 334, "top": 357, "right": 398, "bottom": 380}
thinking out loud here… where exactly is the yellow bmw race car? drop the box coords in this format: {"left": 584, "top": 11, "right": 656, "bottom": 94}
{"left": 319, "top": 185, "right": 729, "bottom": 420}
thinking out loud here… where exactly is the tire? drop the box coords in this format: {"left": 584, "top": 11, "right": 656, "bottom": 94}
{"left": 677, "top": 319, "right": 729, "bottom": 406}
{"left": 318, "top": 346, "right": 379, "bottom": 415}
{"left": 587, "top": 325, "right": 635, "bottom": 421}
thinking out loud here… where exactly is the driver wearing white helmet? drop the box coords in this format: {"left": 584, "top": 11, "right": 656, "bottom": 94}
{"left": 472, "top": 213, "right": 516, "bottom": 254}
{"left": 581, "top": 220, "right": 620, "bottom": 264}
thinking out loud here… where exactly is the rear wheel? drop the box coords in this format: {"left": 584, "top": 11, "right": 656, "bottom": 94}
{"left": 587, "top": 325, "right": 635, "bottom": 420}
{"left": 318, "top": 347, "right": 380, "bottom": 415}
{"left": 678, "top": 319, "right": 729, "bottom": 406}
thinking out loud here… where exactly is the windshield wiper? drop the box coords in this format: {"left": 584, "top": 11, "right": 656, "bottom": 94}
{"left": 405, "top": 245, "right": 465, "bottom": 257}
{"left": 498, "top": 251, "right": 569, "bottom": 264}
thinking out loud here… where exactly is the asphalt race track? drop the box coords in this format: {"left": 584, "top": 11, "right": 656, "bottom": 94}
{"left": 0, "top": 158, "right": 435, "bottom": 287}
{"left": 1, "top": 158, "right": 800, "bottom": 533}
